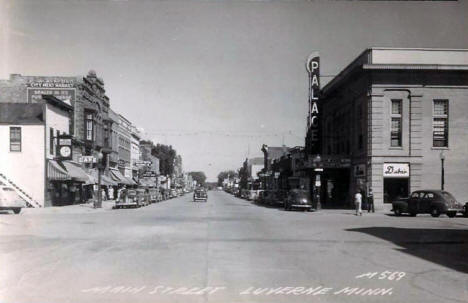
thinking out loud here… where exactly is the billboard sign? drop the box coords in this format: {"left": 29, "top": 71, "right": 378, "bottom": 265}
{"left": 26, "top": 78, "right": 76, "bottom": 104}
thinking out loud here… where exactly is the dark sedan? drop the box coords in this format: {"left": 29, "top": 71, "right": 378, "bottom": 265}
{"left": 284, "top": 189, "right": 314, "bottom": 211}
{"left": 392, "top": 189, "right": 464, "bottom": 217}
{"left": 193, "top": 189, "right": 208, "bottom": 202}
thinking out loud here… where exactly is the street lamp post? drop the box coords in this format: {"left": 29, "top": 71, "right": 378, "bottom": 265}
{"left": 440, "top": 151, "right": 445, "bottom": 191}
{"left": 95, "top": 151, "right": 104, "bottom": 208}
{"left": 313, "top": 154, "right": 322, "bottom": 210}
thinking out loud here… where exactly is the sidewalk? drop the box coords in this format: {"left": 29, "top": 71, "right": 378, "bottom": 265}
{"left": 21, "top": 200, "right": 117, "bottom": 215}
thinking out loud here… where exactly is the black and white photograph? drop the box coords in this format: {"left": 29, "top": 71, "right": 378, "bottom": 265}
{"left": 0, "top": 0, "right": 467, "bottom": 302}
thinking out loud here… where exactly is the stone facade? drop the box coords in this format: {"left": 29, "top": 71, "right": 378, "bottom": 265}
{"left": 319, "top": 48, "right": 468, "bottom": 210}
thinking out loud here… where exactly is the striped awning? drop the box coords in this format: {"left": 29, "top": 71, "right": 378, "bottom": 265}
{"left": 47, "top": 160, "right": 69, "bottom": 181}
{"left": 89, "top": 169, "right": 118, "bottom": 186}
{"left": 61, "top": 161, "right": 93, "bottom": 183}
{"left": 109, "top": 168, "right": 133, "bottom": 185}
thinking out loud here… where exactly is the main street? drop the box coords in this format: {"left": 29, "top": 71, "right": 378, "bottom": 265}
{"left": 0, "top": 191, "right": 467, "bottom": 303}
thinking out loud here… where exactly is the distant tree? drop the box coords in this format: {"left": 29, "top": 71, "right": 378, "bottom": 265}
{"left": 189, "top": 171, "right": 207, "bottom": 186}
{"left": 151, "top": 143, "right": 177, "bottom": 176}
{"left": 217, "top": 170, "right": 238, "bottom": 186}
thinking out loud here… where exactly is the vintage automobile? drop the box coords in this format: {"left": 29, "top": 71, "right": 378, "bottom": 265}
{"left": 284, "top": 189, "right": 313, "bottom": 211}
{"left": 392, "top": 189, "right": 464, "bottom": 217}
{"left": 0, "top": 186, "right": 26, "bottom": 214}
{"left": 464, "top": 202, "right": 468, "bottom": 217}
{"left": 136, "top": 188, "right": 150, "bottom": 207}
{"left": 115, "top": 189, "right": 139, "bottom": 208}
{"left": 193, "top": 188, "right": 208, "bottom": 202}
{"left": 148, "top": 188, "right": 161, "bottom": 203}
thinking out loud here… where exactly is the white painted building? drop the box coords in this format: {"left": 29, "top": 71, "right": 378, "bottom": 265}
{"left": 0, "top": 96, "right": 73, "bottom": 207}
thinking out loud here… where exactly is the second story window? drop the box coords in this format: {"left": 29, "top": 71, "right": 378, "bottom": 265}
{"left": 390, "top": 99, "right": 402, "bottom": 147}
{"left": 433, "top": 100, "right": 449, "bottom": 147}
{"left": 85, "top": 113, "right": 94, "bottom": 141}
{"left": 10, "top": 127, "right": 21, "bottom": 152}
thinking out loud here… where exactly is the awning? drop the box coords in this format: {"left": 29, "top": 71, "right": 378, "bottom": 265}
{"left": 61, "top": 161, "right": 93, "bottom": 183}
{"left": 102, "top": 174, "right": 118, "bottom": 186}
{"left": 109, "top": 168, "right": 133, "bottom": 185}
{"left": 47, "top": 160, "right": 69, "bottom": 181}
{"left": 89, "top": 169, "right": 118, "bottom": 186}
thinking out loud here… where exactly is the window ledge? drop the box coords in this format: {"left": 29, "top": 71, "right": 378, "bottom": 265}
{"left": 431, "top": 147, "right": 449, "bottom": 150}
{"left": 389, "top": 147, "right": 403, "bottom": 150}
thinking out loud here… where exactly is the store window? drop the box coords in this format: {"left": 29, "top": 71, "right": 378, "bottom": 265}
{"left": 10, "top": 127, "right": 21, "bottom": 152}
{"left": 433, "top": 100, "right": 448, "bottom": 147}
{"left": 390, "top": 99, "right": 402, "bottom": 147}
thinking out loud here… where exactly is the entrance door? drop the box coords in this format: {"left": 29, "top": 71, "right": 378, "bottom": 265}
{"left": 383, "top": 178, "right": 409, "bottom": 204}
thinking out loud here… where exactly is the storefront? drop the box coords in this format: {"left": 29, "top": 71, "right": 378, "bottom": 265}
{"left": 382, "top": 163, "right": 410, "bottom": 204}
{"left": 47, "top": 160, "right": 93, "bottom": 206}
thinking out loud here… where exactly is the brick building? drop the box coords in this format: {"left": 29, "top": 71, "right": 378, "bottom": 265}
{"left": 317, "top": 48, "right": 468, "bottom": 210}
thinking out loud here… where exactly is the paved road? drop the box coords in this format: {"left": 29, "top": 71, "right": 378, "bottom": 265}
{"left": 0, "top": 191, "right": 467, "bottom": 303}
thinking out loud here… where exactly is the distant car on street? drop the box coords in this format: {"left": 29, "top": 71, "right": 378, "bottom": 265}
{"left": 464, "top": 203, "right": 468, "bottom": 217}
{"left": 284, "top": 189, "right": 313, "bottom": 211}
{"left": 392, "top": 190, "right": 464, "bottom": 217}
{"left": 115, "top": 189, "right": 139, "bottom": 208}
{"left": 193, "top": 188, "right": 208, "bottom": 202}
{"left": 0, "top": 186, "right": 26, "bottom": 214}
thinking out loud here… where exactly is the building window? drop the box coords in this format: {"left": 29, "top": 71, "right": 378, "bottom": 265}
{"left": 10, "top": 127, "right": 21, "bottom": 152}
{"left": 49, "top": 128, "right": 54, "bottom": 155}
{"left": 433, "top": 100, "right": 448, "bottom": 147}
{"left": 85, "top": 113, "right": 94, "bottom": 141}
{"left": 390, "top": 99, "right": 402, "bottom": 147}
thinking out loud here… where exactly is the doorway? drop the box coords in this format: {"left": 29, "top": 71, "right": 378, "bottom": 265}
{"left": 383, "top": 178, "right": 409, "bottom": 204}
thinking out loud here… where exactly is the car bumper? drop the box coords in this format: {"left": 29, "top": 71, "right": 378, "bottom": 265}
{"left": 115, "top": 201, "right": 139, "bottom": 207}
{"left": 447, "top": 207, "right": 464, "bottom": 212}
{"left": 290, "top": 204, "right": 312, "bottom": 208}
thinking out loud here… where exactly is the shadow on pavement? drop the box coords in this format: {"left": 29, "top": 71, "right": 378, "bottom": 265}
{"left": 347, "top": 227, "right": 468, "bottom": 274}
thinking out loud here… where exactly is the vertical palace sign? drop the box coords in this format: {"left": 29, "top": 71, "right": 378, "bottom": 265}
{"left": 306, "top": 52, "right": 321, "bottom": 154}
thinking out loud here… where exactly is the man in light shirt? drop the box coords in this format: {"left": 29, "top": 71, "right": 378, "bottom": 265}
{"left": 355, "top": 189, "right": 363, "bottom": 216}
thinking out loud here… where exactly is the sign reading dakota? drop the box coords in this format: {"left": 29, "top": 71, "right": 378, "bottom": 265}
{"left": 383, "top": 163, "right": 410, "bottom": 178}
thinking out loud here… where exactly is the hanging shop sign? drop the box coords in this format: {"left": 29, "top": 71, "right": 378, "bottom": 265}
{"left": 383, "top": 163, "right": 410, "bottom": 178}
{"left": 57, "top": 135, "right": 73, "bottom": 160}
{"left": 78, "top": 156, "right": 97, "bottom": 163}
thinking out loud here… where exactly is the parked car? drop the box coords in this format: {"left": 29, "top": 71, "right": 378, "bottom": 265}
{"left": 193, "top": 188, "right": 208, "bottom": 202}
{"left": 136, "top": 188, "right": 150, "bottom": 206}
{"left": 115, "top": 189, "right": 139, "bottom": 208}
{"left": 392, "top": 190, "right": 464, "bottom": 217}
{"left": 148, "top": 188, "right": 160, "bottom": 203}
{"left": 254, "top": 190, "right": 265, "bottom": 204}
{"left": 0, "top": 186, "right": 26, "bottom": 214}
{"left": 464, "top": 202, "right": 468, "bottom": 217}
{"left": 284, "top": 189, "right": 313, "bottom": 211}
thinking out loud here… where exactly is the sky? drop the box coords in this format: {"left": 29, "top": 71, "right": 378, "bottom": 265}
{"left": 1, "top": 0, "right": 468, "bottom": 181}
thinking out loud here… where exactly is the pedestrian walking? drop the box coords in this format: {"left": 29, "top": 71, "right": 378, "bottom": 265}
{"left": 367, "top": 188, "right": 375, "bottom": 213}
{"left": 355, "top": 189, "right": 363, "bottom": 216}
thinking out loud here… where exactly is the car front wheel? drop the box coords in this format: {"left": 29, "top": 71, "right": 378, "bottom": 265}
{"left": 447, "top": 211, "right": 456, "bottom": 218}
{"left": 12, "top": 208, "right": 21, "bottom": 214}
{"left": 431, "top": 207, "right": 441, "bottom": 217}
{"left": 394, "top": 207, "right": 402, "bottom": 216}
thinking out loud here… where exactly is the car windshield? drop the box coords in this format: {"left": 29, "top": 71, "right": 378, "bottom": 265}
{"left": 291, "top": 190, "right": 310, "bottom": 199}
{"left": 441, "top": 191, "right": 457, "bottom": 202}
